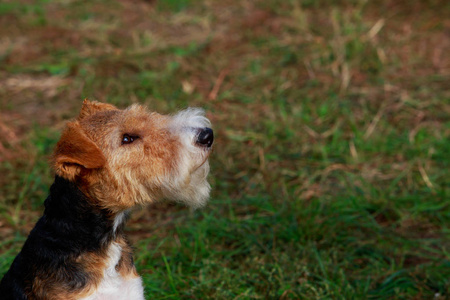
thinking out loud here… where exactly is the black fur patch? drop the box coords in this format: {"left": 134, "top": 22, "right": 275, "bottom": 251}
{"left": 0, "top": 176, "right": 115, "bottom": 299}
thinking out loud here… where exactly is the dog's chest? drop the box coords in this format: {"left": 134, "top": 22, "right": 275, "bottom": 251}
{"left": 81, "top": 243, "right": 144, "bottom": 300}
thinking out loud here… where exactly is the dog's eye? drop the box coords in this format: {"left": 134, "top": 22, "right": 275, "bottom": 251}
{"left": 122, "top": 134, "right": 139, "bottom": 145}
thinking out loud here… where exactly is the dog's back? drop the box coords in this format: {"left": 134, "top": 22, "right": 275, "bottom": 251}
{"left": 0, "top": 176, "right": 120, "bottom": 299}
{"left": 1, "top": 252, "right": 28, "bottom": 300}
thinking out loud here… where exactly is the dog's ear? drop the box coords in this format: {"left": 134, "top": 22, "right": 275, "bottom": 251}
{"left": 78, "top": 99, "right": 118, "bottom": 120}
{"left": 53, "top": 121, "right": 106, "bottom": 180}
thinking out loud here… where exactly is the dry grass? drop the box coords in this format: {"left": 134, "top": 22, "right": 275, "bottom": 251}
{"left": 0, "top": 0, "right": 449, "bottom": 298}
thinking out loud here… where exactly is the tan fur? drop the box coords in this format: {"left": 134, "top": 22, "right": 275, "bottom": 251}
{"left": 30, "top": 246, "right": 108, "bottom": 299}
{"left": 47, "top": 100, "right": 212, "bottom": 298}
{"left": 115, "top": 237, "right": 139, "bottom": 279}
{"left": 54, "top": 101, "right": 200, "bottom": 212}
{"left": 31, "top": 258, "right": 98, "bottom": 300}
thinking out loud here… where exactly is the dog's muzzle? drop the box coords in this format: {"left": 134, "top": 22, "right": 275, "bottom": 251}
{"left": 196, "top": 127, "right": 214, "bottom": 148}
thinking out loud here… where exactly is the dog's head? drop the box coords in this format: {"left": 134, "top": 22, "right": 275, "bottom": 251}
{"left": 53, "top": 100, "right": 213, "bottom": 212}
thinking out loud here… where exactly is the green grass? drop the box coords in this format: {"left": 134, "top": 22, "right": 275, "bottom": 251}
{"left": 0, "top": 0, "right": 449, "bottom": 298}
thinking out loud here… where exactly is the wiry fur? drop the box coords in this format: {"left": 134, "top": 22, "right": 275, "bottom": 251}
{"left": 75, "top": 104, "right": 213, "bottom": 212}
{"left": 166, "top": 108, "right": 212, "bottom": 208}
{"left": 0, "top": 100, "right": 213, "bottom": 299}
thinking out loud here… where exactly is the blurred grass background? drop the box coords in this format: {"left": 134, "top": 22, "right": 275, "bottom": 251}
{"left": 0, "top": 0, "right": 449, "bottom": 298}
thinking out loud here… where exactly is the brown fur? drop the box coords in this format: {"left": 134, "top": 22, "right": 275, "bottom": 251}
{"left": 115, "top": 237, "right": 139, "bottom": 279}
{"left": 31, "top": 253, "right": 99, "bottom": 300}
{"left": 31, "top": 238, "right": 138, "bottom": 299}
{"left": 54, "top": 101, "right": 184, "bottom": 213}
{"left": 18, "top": 100, "right": 212, "bottom": 299}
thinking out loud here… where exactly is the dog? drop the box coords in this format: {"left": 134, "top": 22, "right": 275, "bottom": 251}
{"left": 0, "top": 100, "right": 214, "bottom": 299}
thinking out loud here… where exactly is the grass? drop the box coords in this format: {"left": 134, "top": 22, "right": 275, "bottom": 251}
{"left": 0, "top": 0, "right": 449, "bottom": 298}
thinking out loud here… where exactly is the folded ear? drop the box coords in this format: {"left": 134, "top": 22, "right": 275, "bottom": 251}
{"left": 78, "top": 99, "right": 118, "bottom": 120}
{"left": 53, "top": 121, "right": 106, "bottom": 180}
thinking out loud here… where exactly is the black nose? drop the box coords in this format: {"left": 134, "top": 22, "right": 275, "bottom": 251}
{"left": 196, "top": 127, "right": 214, "bottom": 148}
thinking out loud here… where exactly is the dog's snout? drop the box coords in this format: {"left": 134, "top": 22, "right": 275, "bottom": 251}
{"left": 196, "top": 127, "right": 214, "bottom": 148}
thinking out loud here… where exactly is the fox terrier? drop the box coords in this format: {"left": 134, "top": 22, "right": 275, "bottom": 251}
{"left": 0, "top": 100, "right": 214, "bottom": 300}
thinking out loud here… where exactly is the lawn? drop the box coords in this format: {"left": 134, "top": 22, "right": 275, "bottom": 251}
{"left": 0, "top": 0, "right": 449, "bottom": 299}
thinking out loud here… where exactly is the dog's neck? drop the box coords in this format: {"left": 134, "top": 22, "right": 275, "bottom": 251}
{"left": 36, "top": 176, "right": 123, "bottom": 253}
